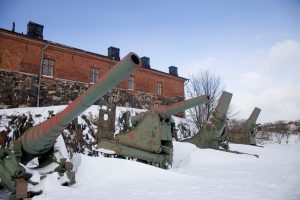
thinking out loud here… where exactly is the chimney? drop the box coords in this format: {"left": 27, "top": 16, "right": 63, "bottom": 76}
{"left": 107, "top": 46, "right": 120, "bottom": 61}
{"left": 27, "top": 21, "right": 44, "bottom": 39}
{"left": 12, "top": 22, "right": 15, "bottom": 32}
{"left": 169, "top": 66, "right": 178, "bottom": 76}
{"left": 141, "top": 56, "right": 150, "bottom": 68}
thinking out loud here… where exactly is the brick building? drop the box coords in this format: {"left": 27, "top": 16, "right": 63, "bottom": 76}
{"left": 0, "top": 22, "right": 187, "bottom": 114}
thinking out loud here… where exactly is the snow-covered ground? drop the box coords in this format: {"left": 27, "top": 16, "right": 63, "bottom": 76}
{"left": 1, "top": 106, "right": 300, "bottom": 200}
{"left": 29, "top": 142, "right": 300, "bottom": 200}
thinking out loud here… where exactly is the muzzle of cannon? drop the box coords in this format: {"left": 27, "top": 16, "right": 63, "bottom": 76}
{"left": 97, "top": 95, "right": 209, "bottom": 169}
{"left": 182, "top": 91, "right": 233, "bottom": 150}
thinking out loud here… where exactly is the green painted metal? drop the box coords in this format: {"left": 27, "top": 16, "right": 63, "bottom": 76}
{"left": 21, "top": 52, "right": 141, "bottom": 158}
{"left": 226, "top": 107, "right": 261, "bottom": 145}
{"left": 98, "top": 104, "right": 116, "bottom": 141}
{"left": 97, "top": 95, "right": 209, "bottom": 169}
{"left": 99, "top": 139, "right": 172, "bottom": 168}
{"left": 183, "top": 91, "right": 233, "bottom": 149}
{"left": 0, "top": 141, "right": 27, "bottom": 198}
{"left": 154, "top": 95, "right": 210, "bottom": 118}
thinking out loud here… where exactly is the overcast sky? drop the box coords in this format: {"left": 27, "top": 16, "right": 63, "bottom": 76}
{"left": 0, "top": 0, "right": 299, "bottom": 123}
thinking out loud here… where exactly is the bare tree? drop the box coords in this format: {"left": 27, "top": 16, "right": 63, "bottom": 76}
{"left": 186, "top": 69, "right": 223, "bottom": 130}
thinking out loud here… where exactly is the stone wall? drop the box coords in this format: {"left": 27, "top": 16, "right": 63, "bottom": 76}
{"left": 0, "top": 70, "right": 38, "bottom": 108}
{"left": 0, "top": 70, "right": 184, "bottom": 115}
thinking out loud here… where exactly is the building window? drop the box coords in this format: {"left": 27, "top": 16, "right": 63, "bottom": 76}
{"left": 90, "top": 67, "right": 99, "bottom": 83}
{"left": 157, "top": 82, "right": 162, "bottom": 95}
{"left": 128, "top": 76, "right": 134, "bottom": 90}
{"left": 42, "top": 58, "right": 54, "bottom": 77}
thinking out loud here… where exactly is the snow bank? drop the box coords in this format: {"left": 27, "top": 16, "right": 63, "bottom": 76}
{"left": 28, "top": 142, "right": 300, "bottom": 200}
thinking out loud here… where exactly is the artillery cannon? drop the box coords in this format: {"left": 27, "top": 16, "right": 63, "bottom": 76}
{"left": 97, "top": 95, "right": 209, "bottom": 169}
{"left": 0, "top": 52, "right": 142, "bottom": 199}
{"left": 182, "top": 91, "right": 232, "bottom": 150}
{"left": 226, "top": 107, "right": 261, "bottom": 145}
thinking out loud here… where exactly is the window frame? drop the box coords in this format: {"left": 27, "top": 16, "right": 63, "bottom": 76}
{"left": 157, "top": 82, "right": 162, "bottom": 96}
{"left": 128, "top": 76, "right": 135, "bottom": 90}
{"left": 42, "top": 58, "right": 54, "bottom": 77}
{"left": 90, "top": 67, "right": 99, "bottom": 84}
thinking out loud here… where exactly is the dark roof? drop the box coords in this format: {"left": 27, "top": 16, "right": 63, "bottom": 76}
{"left": 142, "top": 67, "right": 188, "bottom": 81}
{"left": 0, "top": 28, "right": 188, "bottom": 81}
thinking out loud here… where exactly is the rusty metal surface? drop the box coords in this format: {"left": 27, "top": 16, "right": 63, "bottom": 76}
{"left": 15, "top": 178, "right": 28, "bottom": 199}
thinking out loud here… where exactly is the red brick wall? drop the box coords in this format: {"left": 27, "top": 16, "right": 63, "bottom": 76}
{"left": 131, "top": 68, "right": 184, "bottom": 97}
{"left": 0, "top": 30, "right": 185, "bottom": 100}
{"left": 0, "top": 34, "right": 51, "bottom": 75}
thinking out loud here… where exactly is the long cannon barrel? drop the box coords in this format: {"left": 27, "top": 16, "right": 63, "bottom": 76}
{"left": 209, "top": 91, "right": 232, "bottom": 131}
{"left": 214, "top": 91, "right": 232, "bottom": 119}
{"left": 156, "top": 95, "right": 209, "bottom": 117}
{"left": 130, "top": 95, "right": 209, "bottom": 125}
{"left": 21, "top": 53, "right": 141, "bottom": 160}
{"left": 243, "top": 107, "right": 261, "bottom": 130}
{"left": 194, "top": 91, "right": 232, "bottom": 135}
